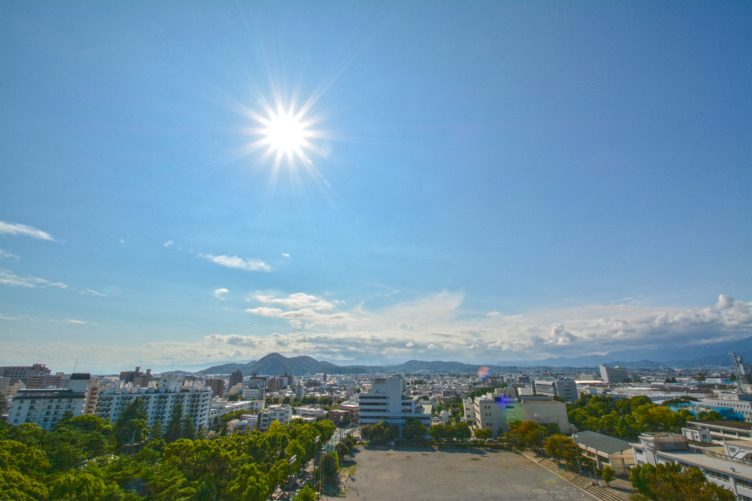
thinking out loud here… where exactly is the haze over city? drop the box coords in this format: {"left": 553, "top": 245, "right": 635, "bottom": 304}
{"left": 1, "top": 2, "right": 750, "bottom": 373}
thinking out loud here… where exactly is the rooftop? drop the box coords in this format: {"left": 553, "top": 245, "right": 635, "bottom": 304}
{"left": 573, "top": 430, "right": 633, "bottom": 454}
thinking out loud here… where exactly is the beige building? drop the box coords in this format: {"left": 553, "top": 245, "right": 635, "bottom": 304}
{"left": 473, "top": 392, "right": 571, "bottom": 436}
{"left": 573, "top": 430, "right": 635, "bottom": 476}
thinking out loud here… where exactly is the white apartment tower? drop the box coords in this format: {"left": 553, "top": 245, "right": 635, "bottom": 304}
{"left": 358, "top": 377, "right": 430, "bottom": 426}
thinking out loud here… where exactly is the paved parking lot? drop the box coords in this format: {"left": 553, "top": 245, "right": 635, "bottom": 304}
{"left": 339, "top": 447, "right": 591, "bottom": 501}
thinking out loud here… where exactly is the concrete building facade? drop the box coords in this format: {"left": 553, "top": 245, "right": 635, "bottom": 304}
{"left": 358, "top": 377, "right": 430, "bottom": 426}
{"left": 9, "top": 373, "right": 91, "bottom": 430}
{"left": 534, "top": 378, "right": 578, "bottom": 402}
{"left": 473, "top": 392, "right": 571, "bottom": 436}
{"left": 95, "top": 386, "right": 212, "bottom": 430}
{"left": 599, "top": 365, "right": 629, "bottom": 384}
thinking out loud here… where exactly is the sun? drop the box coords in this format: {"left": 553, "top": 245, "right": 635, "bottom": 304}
{"left": 245, "top": 98, "right": 323, "bottom": 172}
{"left": 262, "top": 107, "right": 309, "bottom": 158}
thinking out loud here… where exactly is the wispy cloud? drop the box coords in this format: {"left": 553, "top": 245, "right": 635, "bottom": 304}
{"left": 0, "top": 221, "right": 56, "bottom": 241}
{"left": 199, "top": 253, "right": 272, "bottom": 272}
{"left": 281, "top": 253, "right": 290, "bottom": 258}
{"left": 62, "top": 318, "right": 97, "bottom": 326}
{"left": 0, "top": 269, "right": 68, "bottom": 289}
{"left": 0, "top": 249, "right": 19, "bottom": 261}
{"left": 0, "top": 313, "right": 16, "bottom": 320}
{"left": 214, "top": 288, "right": 229, "bottom": 300}
{"left": 163, "top": 240, "right": 174, "bottom": 247}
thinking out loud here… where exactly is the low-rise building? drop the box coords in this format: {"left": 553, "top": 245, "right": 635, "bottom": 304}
{"left": 472, "top": 392, "right": 571, "bottom": 436}
{"left": 632, "top": 432, "right": 752, "bottom": 500}
{"left": 258, "top": 404, "right": 292, "bottom": 430}
{"left": 573, "top": 430, "right": 635, "bottom": 476}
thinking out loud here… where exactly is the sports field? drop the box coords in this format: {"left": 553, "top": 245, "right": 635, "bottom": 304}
{"left": 339, "top": 447, "right": 591, "bottom": 501}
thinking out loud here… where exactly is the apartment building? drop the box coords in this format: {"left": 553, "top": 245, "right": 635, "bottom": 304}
{"left": 0, "top": 363, "right": 51, "bottom": 384}
{"left": 258, "top": 404, "right": 292, "bottom": 430}
{"left": 95, "top": 385, "right": 212, "bottom": 430}
{"left": 8, "top": 373, "right": 91, "bottom": 430}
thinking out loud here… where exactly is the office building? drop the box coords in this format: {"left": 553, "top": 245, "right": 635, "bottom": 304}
{"left": 534, "top": 378, "right": 578, "bottom": 402}
{"left": 599, "top": 365, "right": 629, "bottom": 384}
{"left": 357, "top": 377, "right": 430, "bottom": 426}
{"left": 473, "top": 392, "right": 571, "bottom": 436}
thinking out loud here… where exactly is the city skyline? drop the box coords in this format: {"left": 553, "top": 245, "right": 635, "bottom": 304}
{"left": 1, "top": 2, "right": 750, "bottom": 373}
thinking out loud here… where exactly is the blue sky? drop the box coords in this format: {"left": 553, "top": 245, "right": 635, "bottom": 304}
{"left": 1, "top": 1, "right": 750, "bottom": 373}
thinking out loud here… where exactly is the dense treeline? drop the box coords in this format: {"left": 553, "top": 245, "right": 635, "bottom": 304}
{"left": 630, "top": 463, "right": 735, "bottom": 500}
{"left": 567, "top": 394, "right": 695, "bottom": 440}
{"left": 0, "top": 402, "right": 335, "bottom": 501}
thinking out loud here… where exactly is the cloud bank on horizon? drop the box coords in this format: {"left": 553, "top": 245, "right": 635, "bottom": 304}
{"left": 1, "top": 290, "right": 750, "bottom": 372}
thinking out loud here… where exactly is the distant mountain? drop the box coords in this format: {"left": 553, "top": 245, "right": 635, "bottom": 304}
{"left": 196, "top": 337, "right": 752, "bottom": 376}
{"left": 523, "top": 336, "right": 752, "bottom": 369}
{"left": 383, "top": 360, "right": 482, "bottom": 373}
{"left": 200, "top": 353, "right": 372, "bottom": 376}
{"left": 198, "top": 362, "right": 250, "bottom": 375}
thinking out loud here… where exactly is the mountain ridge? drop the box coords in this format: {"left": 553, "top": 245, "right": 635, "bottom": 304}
{"left": 197, "top": 337, "right": 752, "bottom": 375}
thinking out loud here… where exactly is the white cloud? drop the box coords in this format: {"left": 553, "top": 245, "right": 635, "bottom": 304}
{"left": 717, "top": 294, "right": 735, "bottom": 309}
{"left": 255, "top": 292, "right": 335, "bottom": 311}
{"left": 0, "top": 269, "right": 68, "bottom": 289}
{"left": 214, "top": 288, "right": 229, "bottom": 300}
{"left": 199, "top": 253, "right": 272, "bottom": 272}
{"left": 3, "top": 292, "right": 749, "bottom": 370}
{"left": 62, "top": 318, "right": 97, "bottom": 325}
{"left": 282, "top": 253, "right": 290, "bottom": 258}
{"left": 164, "top": 240, "right": 174, "bottom": 247}
{"left": 0, "top": 313, "right": 16, "bottom": 320}
{"left": 0, "top": 250, "right": 19, "bottom": 261}
{"left": 0, "top": 221, "right": 56, "bottom": 241}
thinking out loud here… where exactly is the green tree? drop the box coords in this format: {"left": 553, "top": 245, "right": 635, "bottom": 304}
{"left": 150, "top": 418, "right": 163, "bottom": 441}
{"left": 164, "top": 403, "right": 184, "bottom": 444}
{"left": 49, "top": 471, "right": 109, "bottom": 501}
{"left": 429, "top": 424, "right": 447, "bottom": 443}
{"left": 0, "top": 439, "right": 50, "bottom": 501}
{"left": 402, "top": 418, "right": 427, "bottom": 442}
{"left": 226, "top": 463, "right": 270, "bottom": 501}
{"left": 180, "top": 415, "right": 196, "bottom": 441}
{"left": 600, "top": 465, "right": 615, "bottom": 486}
{"left": 114, "top": 398, "right": 149, "bottom": 449}
{"left": 0, "top": 469, "right": 49, "bottom": 501}
{"left": 544, "top": 434, "right": 579, "bottom": 467}
{"left": 320, "top": 451, "right": 340, "bottom": 486}
{"left": 629, "top": 462, "right": 735, "bottom": 501}
{"left": 474, "top": 428, "right": 492, "bottom": 440}
{"left": 292, "top": 484, "right": 316, "bottom": 501}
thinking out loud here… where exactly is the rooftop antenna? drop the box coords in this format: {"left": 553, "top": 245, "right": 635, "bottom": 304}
{"left": 72, "top": 358, "right": 78, "bottom": 374}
